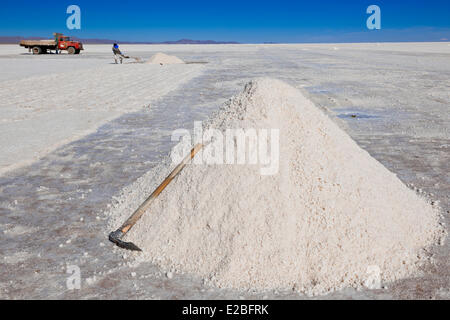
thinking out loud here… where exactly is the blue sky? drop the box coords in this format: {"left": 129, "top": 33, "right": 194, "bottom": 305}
{"left": 1, "top": 0, "right": 449, "bottom": 42}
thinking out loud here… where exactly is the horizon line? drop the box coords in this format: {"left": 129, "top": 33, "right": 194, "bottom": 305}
{"left": 0, "top": 35, "right": 449, "bottom": 45}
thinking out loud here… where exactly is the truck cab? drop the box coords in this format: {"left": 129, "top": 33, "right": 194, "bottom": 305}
{"left": 54, "top": 33, "right": 84, "bottom": 54}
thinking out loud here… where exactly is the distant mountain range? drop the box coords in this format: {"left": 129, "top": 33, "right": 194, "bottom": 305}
{"left": 0, "top": 36, "right": 239, "bottom": 45}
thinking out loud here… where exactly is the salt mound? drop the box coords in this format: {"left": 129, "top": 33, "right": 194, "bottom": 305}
{"left": 146, "top": 52, "right": 184, "bottom": 65}
{"left": 110, "top": 78, "right": 444, "bottom": 295}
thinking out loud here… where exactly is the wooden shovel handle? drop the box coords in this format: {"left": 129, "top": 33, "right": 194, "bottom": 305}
{"left": 119, "top": 143, "right": 204, "bottom": 234}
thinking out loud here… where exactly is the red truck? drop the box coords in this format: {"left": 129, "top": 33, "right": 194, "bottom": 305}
{"left": 19, "top": 33, "right": 84, "bottom": 55}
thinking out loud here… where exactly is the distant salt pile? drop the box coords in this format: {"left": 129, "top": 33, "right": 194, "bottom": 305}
{"left": 146, "top": 52, "right": 184, "bottom": 65}
{"left": 109, "top": 78, "right": 444, "bottom": 295}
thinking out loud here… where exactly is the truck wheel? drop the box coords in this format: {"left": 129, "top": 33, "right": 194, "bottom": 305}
{"left": 67, "top": 47, "right": 76, "bottom": 55}
{"left": 32, "top": 47, "right": 42, "bottom": 55}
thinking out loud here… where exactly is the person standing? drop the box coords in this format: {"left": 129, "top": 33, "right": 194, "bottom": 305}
{"left": 54, "top": 33, "right": 60, "bottom": 54}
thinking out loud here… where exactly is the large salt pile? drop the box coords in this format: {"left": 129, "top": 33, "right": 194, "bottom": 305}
{"left": 109, "top": 78, "right": 444, "bottom": 295}
{"left": 146, "top": 52, "right": 184, "bottom": 65}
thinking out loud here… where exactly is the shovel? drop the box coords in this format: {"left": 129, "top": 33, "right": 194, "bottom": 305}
{"left": 109, "top": 143, "right": 205, "bottom": 251}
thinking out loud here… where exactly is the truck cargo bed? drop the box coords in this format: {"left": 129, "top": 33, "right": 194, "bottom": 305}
{"left": 20, "top": 40, "right": 56, "bottom": 48}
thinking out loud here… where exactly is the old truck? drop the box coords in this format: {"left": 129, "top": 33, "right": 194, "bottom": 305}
{"left": 19, "top": 33, "right": 84, "bottom": 55}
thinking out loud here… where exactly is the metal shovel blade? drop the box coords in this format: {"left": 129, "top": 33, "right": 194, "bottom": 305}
{"left": 108, "top": 229, "right": 142, "bottom": 251}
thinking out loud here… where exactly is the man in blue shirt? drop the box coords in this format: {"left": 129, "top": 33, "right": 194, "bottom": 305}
{"left": 112, "top": 43, "right": 129, "bottom": 64}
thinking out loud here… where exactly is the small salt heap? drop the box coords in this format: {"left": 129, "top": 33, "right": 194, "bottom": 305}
{"left": 146, "top": 52, "right": 184, "bottom": 65}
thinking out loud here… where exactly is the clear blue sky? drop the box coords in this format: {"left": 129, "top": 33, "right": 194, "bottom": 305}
{"left": 1, "top": 0, "right": 449, "bottom": 42}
